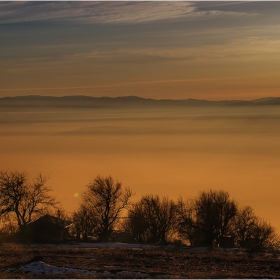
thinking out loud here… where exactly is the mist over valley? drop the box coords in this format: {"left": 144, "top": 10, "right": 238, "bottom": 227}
{"left": 1, "top": 95, "right": 280, "bottom": 232}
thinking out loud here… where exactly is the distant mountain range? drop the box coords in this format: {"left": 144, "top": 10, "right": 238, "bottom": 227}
{"left": 0, "top": 95, "right": 280, "bottom": 108}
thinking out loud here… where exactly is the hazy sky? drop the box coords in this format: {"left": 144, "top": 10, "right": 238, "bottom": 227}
{"left": 1, "top": 1, "right": 280, "bottom": 100}
{"left": 1, "top": 105, "right": 280, "bottom": 232}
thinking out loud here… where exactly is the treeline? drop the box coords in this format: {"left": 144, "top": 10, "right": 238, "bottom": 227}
{"left": 0, "top": 171, "right": 279, "bottom": 253}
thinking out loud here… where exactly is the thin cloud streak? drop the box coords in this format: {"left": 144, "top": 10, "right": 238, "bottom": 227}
{"left": 79, "top": 39, "right": 280, "bottom": 61}
{"left": 0, "top": 74, "right": 269, "bottom": 93}
{"left": 0, "top": 1, "right": 254, "bottom": 24}
{"left": 4, "top": 35, "right": 280, "bottom": 71}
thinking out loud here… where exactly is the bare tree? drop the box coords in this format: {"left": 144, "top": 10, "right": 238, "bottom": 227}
{"left": 231, "top": 205, "right": 280, "bottom": 253}
{"left": 248, "top": 220, "right": 277, "bottom": 252}
{"left": 83, "top": 175, "right": 132, "bottom": 241}
{"left": 71, "top": 204, "right": 98, "bottom": 241}
{"left": 177, "top": 197, "right": 199, "bottom": 246}
{"left": 178, "top": 190, "right": 237, "bottom": 247}
{"left": 230, "top": 205, "right": 256, "bottom": 248}
{"left": 123, "top": 201, "right": 150, "bottom": 243}
{"left": 0, "top": 171, "right": 56, "bottom": 234}
{"left": 127, "top": 195, "right": 178, "bottom": 244}
{"left": 0, "top": 212, "right": 18, "bottom": 235}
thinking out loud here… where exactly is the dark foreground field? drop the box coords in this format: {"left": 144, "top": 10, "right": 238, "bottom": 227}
{"left": 1, "top": 243, "right": 280, "bottom": 278}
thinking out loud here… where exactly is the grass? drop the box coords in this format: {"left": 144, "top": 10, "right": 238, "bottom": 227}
{"left": 0, "top": 243, "right": 280, "bottom": 278}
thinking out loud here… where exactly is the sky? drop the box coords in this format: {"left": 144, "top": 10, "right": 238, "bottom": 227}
{"left": 1, "top": 1, "right": 280, "bottom": 233}
{"left": 1, "top": 1, "right": 280, "bottom": 100}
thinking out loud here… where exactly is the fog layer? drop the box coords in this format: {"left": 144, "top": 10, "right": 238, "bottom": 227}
{"left": 1, "top": 105, "right": 279, "bottom": 231}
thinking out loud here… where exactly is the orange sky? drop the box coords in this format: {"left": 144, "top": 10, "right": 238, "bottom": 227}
{"left": 0, "top": 106, "right": 280, "bottom": 232}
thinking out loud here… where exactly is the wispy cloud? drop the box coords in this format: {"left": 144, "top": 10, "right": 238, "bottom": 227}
{"left": 68, "top": 35, "right": 280, "bottom": 63}
{"left": 0, "top": 73, "right": 271, "bottom": 93}
{"left": 3, "top": 35, "right": 280, "bottom": 73}
{"left": 0, "top": 1, "right": 253, "bottom": 24}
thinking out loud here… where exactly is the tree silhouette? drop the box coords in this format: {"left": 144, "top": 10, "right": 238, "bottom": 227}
{"left": 230, "top": 205, "right": 256, "bottom": 248}
{"left": 126, "top": 195, "right": 178, "bottom": 244}
{"left": 178, "top": 190, "right": 237, "bottom": 247}
{"left": 0, "top": 171, "right": 56, "bottom": 235}
{"left": 71, "top": 204, "right": 98, "bottom": 241}
{"left": 82, "top": 175, "right": 132, "bottom": 242}
{"left": 231, "top": 205, "right": 279, "bottom": 254}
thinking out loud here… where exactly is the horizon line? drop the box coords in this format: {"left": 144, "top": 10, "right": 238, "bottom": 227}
{"left": 0, "top": 94, "right": 279, "bottom": 103}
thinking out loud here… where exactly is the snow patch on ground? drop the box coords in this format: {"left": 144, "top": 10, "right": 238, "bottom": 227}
{"left": 115, "top": 270, "right": 150, "bottom": 278}
{"left": 17, "top": 261, "right": 153, "bottom": 278}
{"left": 70, "top": 242, "right": 158, "bottom": 249}
{"left": 4, "top": 242, "right": 229, "bottom": 278}
{"left": 19, "top": 261, "right": 96, "bottom": 275}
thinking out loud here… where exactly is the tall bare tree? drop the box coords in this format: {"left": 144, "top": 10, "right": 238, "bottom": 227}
{"left": 178, "top": 190, "right": 237, "bottom": 247}
{"left": 0, "top": 171, "right": 56, "bottom": 234}
{"left": 126, "top": 195, "right": 178, "bottom": 244}
{"left": 83, "top": 175, "right": 132, "bottom": 241}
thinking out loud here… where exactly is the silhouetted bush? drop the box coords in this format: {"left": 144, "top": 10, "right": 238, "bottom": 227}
{"left": 177, "top": 190, "right": 237, "bottom": 248}
{"left": 124, "top": 195, "right": 178, "bottom": 244}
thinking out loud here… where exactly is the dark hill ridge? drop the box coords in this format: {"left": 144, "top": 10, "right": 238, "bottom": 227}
{"left": 0, "top": 95, "right": 280, "bottom": 108}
